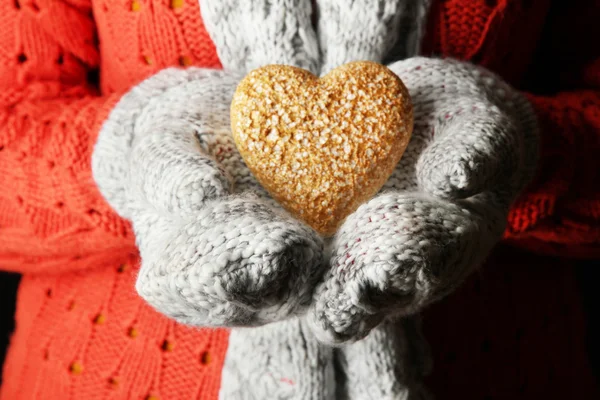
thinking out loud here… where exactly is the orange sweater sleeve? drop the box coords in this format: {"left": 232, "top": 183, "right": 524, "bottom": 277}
{"left": 0, "top": 1, "right": 136, "bottom": 275}
{"left": 503, "top": 1, "right": 600, "bottom": 258}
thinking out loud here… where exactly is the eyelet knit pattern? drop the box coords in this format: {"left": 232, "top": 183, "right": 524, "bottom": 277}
{"left": 1, "top": 0, "right": 599, "bottom": 399}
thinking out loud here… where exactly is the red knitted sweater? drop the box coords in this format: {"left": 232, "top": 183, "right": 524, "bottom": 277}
{"left": 0, "top": 0, "right": 598, "bottom": 399}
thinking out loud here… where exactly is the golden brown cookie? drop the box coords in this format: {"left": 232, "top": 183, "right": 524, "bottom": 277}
{"left": 231, "top": 61, "right": 413, "bottom": 236}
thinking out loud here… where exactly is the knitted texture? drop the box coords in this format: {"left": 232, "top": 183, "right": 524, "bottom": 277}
{"left": 198, "top": 2, "right": 439, "bottom": 397}
{"left": 309, "top": 57, "right": 539, "bottom": 343}
{"left": 200, "top": 0, "right": 321, "bottom": 74}
{"left": 422, "top": 0, "right": 600, "bottom": 256}
{"left": 220, "top": 317, "right": 335, "bottom": 400}
{"left": 198, "top": 0, "right": 535, "bottom": 395}
{"left": 334, "top": 319, "right": 432, "bottom": 400}
{"left": 1, "top": 256, "right": 230, "bottom": 400}
{"left": 317, "top": 0, "right": 432, "bottom": 74}
{"left": 93, "top": 66, "right": 325, "bottom": 327}
{"left": 0, "top": 1, "right": 231, "bottom": 398}
{"left": 1, "top": 0, "right": 599, "bottom": 399}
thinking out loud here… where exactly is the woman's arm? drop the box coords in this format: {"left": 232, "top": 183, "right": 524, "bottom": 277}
{"left": 503, "top": 1, "right": 600, "bottom": 258}
{"left": 506, "top": 89, "right": 600, "bottom": 258}
{"left": 0, "top": 0, "right": 134, "bottom": 274}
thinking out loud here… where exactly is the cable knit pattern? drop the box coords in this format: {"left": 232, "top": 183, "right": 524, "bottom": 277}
{"left": 308, "top": 57, "right": 539, "bottom": 344}
{"left": 205, "top": 2, "right": 452, "bottom": 398}
{"left": 199, "top": 2, "right": 438, "bottom": 397}
{"left": 200, "top": 0, "right": 320, "bottom": 74}
{"left": 1, "top": 0, "right": 599, "bottom": 399}
{"left": 317, "top": 0, "right": 432, "bottom": 74}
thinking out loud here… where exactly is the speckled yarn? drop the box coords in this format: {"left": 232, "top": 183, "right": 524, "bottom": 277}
{"left": 308, "top": 57, "right": 539, "bottom": 345}
{"left": 3, "top": 0, "right": 599, "bottom": 398}
{"left": 92, "top": 1, "right": 538, "bottom": 399}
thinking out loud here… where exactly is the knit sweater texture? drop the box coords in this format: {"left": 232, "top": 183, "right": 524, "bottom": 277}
{"left": 0, "top": 0, "right": 598, "bottom": 399}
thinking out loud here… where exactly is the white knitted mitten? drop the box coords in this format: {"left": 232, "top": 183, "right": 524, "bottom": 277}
{"left": 92, "top": 67, "right": 325, "bottom": 327}
{"left": 190, "top": 2, "right": 338, "bottom": 398}
{"left": 93, "top": 0, "right": 540, "bottom": 397}
{"left": 307, "top": 3, "right": 440, "bottom": 399}
{"left": 308, "top": 56, "right": 539, "bottom": 344}
{"left": 334, "top": 318, "right": 432, "bottom": 400}
{"left": 92, "top": 0, "right": 330, "bottom": 330}
{"left": 220, "top": 317, "right": 335, "bottom": 400}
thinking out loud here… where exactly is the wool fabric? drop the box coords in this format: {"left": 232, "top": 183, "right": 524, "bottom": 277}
{"left": 0, "top": 0, "right": 598, "bottom": 399}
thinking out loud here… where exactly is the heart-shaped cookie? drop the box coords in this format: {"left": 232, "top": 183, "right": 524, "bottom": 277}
{"left": 231, "top": 61, "right": 413, "bottom": 236}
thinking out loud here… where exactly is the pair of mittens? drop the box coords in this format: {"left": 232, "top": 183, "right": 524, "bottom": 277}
{"left": 92, "top": 1, "right": 538, "bottom": 398}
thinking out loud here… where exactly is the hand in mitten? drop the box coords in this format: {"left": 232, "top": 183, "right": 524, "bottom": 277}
{"left": 92, "top": 0, "right": 324, "bottom": 328}
{"left": 92, "top": 72, "right": 328, "bottom": 330}
{"left": 309, "top": 56, "right": 539, "bottom": 343}
{"left": 93, "top": 68, "right": 323, "bottom": 327}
